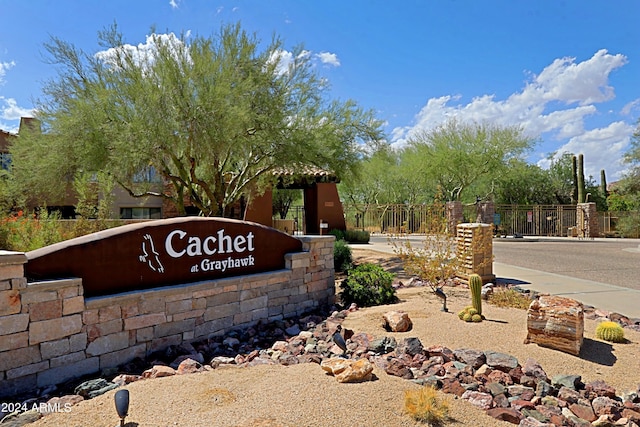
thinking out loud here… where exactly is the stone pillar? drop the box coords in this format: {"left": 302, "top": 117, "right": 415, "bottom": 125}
{"left": 576, "top": 202, "right": 598, "bottom": 239}
{"left": 446, "top": 201, "right": 463, "bottom": 236}
{"left": 476, "top": 202, "right": 495, "bottom": 225}
{"left": 456, "top": 223, "right": 495, "bottom": 283}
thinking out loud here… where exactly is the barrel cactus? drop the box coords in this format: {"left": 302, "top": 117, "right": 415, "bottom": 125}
{"left": 595, "top": 321, "right": 625, "bottom": 343}
{"left": 469, "top": 273, "right": 483, "bottom": 316}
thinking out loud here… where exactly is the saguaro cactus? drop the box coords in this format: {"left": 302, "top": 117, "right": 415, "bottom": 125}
{"left": 577, "top": 154, "right": 586, "bottom": 204}
{"left": 468, "top": 273, "right": 483, "bottom": 316}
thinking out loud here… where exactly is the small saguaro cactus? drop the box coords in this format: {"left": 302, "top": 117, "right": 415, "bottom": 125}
{"left": 595, "top": 321, "right": 625, "bottom": 343}
{"left": 468, "top": 273, "right": 483, "bottom": 316}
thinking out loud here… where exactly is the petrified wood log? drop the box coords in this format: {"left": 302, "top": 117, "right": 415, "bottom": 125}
{"left": 524, "top": 295, "right": 584, "bottom": 355}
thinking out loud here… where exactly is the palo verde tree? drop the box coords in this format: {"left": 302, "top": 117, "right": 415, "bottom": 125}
{"left": 11, "top": 23, "right": 383, "bottom": 217}
{"left": 404, "top": 119, "right": 534, "bottom": 201}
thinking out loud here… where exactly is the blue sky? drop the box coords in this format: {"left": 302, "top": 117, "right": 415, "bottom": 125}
{"left": 1, "top": 1, "right": 639, "bottom": 181}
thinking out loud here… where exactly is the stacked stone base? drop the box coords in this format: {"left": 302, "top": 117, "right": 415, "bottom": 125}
{"left": 0, "top": 236, "right": 335, "bottom": 398}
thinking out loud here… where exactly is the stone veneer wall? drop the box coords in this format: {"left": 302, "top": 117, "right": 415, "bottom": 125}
{"left": 0, "top": 236, "right": 335, "bottom": 398}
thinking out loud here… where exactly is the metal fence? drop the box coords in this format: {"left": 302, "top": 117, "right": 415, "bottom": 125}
{"left": 280, "top": 203, "right": 640, "bottom": 238}
{"left": 493, "top": 205, "right": 577, "bottom": 237}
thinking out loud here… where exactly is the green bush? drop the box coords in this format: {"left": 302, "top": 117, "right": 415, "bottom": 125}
{"left": 339, "top": 263, "right": 397, "bottom": 307}
{"left": 328, "top": 228, "right": 345, "bottom": 241}
{"left": 344, "top": 229, "right": 370, "bottom": 243}
{"left": 333, "top": 239, "right": 353, "bottom": 272}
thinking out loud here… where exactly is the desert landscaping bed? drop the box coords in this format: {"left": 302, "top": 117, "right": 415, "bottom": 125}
{"left": 6, "top": 249, "right": 640, "bottom": 427}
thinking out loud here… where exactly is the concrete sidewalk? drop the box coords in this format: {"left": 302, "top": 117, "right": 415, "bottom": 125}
{"left": 494, "top": 262, "right": 640, "bottom": 319}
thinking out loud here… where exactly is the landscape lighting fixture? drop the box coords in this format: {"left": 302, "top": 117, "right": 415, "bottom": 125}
{"left": 114, "top": 389, "right": 130, "bottom": 427}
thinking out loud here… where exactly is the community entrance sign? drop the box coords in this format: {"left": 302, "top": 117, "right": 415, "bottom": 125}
{"left": 26, "top": 217, "right": 303, "bottom": 297}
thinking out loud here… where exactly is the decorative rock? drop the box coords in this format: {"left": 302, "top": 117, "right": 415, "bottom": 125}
{"left": 320, "top": 358, "right": 373, "bottom": 383}
{"left": 441, "top": 378, "right": 466, "bottom": 397}
{"left": 397, "top": 337, "right": 423, "bottom": 356}
{"left": 383, "top": 311, "right": 412, "bottom": 332}
{"left": 177, "top": 358, "right": 204, "bottom": 375}
{"left": 493, "top": 393, "right": 511, "bottom": 408}
{"left": 522, "top": 358, "right": 549, "bottom": 383}
{"left": 0, "top": 409, "right": 42, "bottom": 426}
{"left": 557, "top": 386, "right": 582, "bottom": 404}
{"left": 73, "top": 378, "right": 118, "bottom": 399}
{"left": 485, "top": 351, "right": 519, "bottom": 372}
{"left": 487, "top": 407, "right": 523, "bottom": 424}
{"left": 569, "top": 402, "right": 597, "bottom": 422}
{"left": 591, "top": 414, "right": 617, "bottom": 426}
{"left": 552, "top": 374, "right": 582, "bottom": 390}
{"left": 525, "top": 295, "right": 584, "bottom": 355}
{"left": 487, "top": 369, "right": 514, "bottom": 385}
{"left": 486, "top": 382, "right": 507, "bottom": 397}
{"left": 384, "top": 357, "right": 413, "bottom": 379}
{"left": 335, "top": 359, "right": 373, "bottom": 383}
{"left": 592, "top": 396, "right": 621, "bottom": 417}
{"left": 112, "top": 374, "right": 141, "bottom": 386}
{"left": 535, "top": 380, "right": 552, "bottom": 397}
{"left": 285, "top": 324, "right": 301, "bottom": 336}
{"left": 586, "top": 380, "right": 618, "bottom": 399}
{"left": 518, "top": 416, "right": 554, "bottom": 426}
{"left": 142, "top": 365, "right": 176, "bottom": 379}
{"left": 368, "top": 336, "right": 397, "bottom": 354}
{"left": 562, "top": 407, "right": 591, "bottom": 426}
{"left": 454, "top": 348, "right": 486, "bottom": 369}
{"left": 461, "top": 390, "right": 494, "bottom": 410}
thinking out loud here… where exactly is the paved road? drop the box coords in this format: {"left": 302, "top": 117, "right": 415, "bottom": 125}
{"left": 367, "top": 235, "right": 640, "bottom": 292}
{"left": 364, "top": 234, "right": 640, "bottom": 317}
{"left": 493, "top": 238, "right": 640, "bottom": 291}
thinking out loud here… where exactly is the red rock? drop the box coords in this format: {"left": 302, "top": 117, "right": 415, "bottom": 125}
{"left": 486, "top": 407, "right": 523, "bottom": 424}
{"left": 177, "top": 358, "right": 204, "bottom": 374}
{"left": 441, "top": 378, "right": 466, "bottom": 397}
{"left": 461, "top": 390, "right": 493, "bottom": 410}
{"left": 383, "top": 311, "right": 412, "bottom": 332}
{"left": 487, "top": 369, "right": 513, "bottom": 385}
{"left": 142, "top": 365, "right": 176, "bottom": 378}
{"left": 569, "top": 402, "right": 597, "bottom": 422}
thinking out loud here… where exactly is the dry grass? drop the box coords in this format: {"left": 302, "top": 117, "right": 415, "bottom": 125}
{"left": 404, "top": 386, "right": 450, "bottom": 425}
{"left": 487, "top": 287, "right": 533, "bottom": 310}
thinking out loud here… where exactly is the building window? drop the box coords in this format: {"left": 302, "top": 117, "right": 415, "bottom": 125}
{"left": 132, "top": 166, "right": 162, "bottom": 183}
{"left": 120, "top": 207, "right": 162, "bottom": 219}
{"left": 0, "top": 153, "right": 11, "bottom": 171}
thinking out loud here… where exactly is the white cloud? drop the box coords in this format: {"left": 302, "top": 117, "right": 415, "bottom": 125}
{"left": 0, "top": 60, "right": 16, "bottom": 84}
{"left": 1, "top": 97, "right": 33, "bottom": 121}
{"left": 315, "top": 52, "right": 340, "bottom": 67}
{"left": 169, "top": 0, "right": 179, "bottom": 9}
{"left": 621, "top": 98, "right": 640, "bottom": 116}
{"left": 267, "top": 49, "right": 311, "bottom": 76}
{"left": 95, "top": 33, "right": 189, "bottom": 73}
{"left": 538, "top": 121, "right": 633, "bottom": 181}
{"left": 391, "top": 50, "right": 635, "bottom": 180}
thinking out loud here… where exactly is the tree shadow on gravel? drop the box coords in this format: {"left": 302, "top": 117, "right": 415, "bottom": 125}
{"left": 578, "top": 338, "right": 616, "bottom": 366}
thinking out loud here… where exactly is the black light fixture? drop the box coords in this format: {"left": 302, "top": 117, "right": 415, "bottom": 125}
{"left": 332, "top": 325, "right": 348, "bottom": 356}
{"left": 434, "top": 287, "right": 448, "bottom": 312}
{"left": 114, "top": 389, "right": 130, "bottom": 427}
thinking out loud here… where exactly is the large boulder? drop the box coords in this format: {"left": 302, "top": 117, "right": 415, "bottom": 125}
{"left": 524, "top": 295, "right": 584, "bottom": 355}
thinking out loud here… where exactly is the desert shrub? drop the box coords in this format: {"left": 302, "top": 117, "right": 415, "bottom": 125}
{"left": 616, "top": 214, "right": 640, "bottom": 238}
{"left": 333, "top": 239, "right": 353, "bottom": 272}
{"left": 404, "top": 386, "right": 449, "bottom": 424}
{"left": 328, "top": 228, "right": 345, "bottom": 241}
{"left": 488, "top": 288, "right": 532, "bottom": 310}
{"left": 339, "top": 263, "right": 396, "bottom": 307}
{"left": 344, "top": 229, "right": 370, "bottom": 243}
{"left": 0, "top": 210, "right": 69, "bottom": 251}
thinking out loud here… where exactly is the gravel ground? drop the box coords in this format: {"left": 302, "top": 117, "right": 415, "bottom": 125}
{"left": 29, "top": 249, "right": 640, "bottom": 427}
